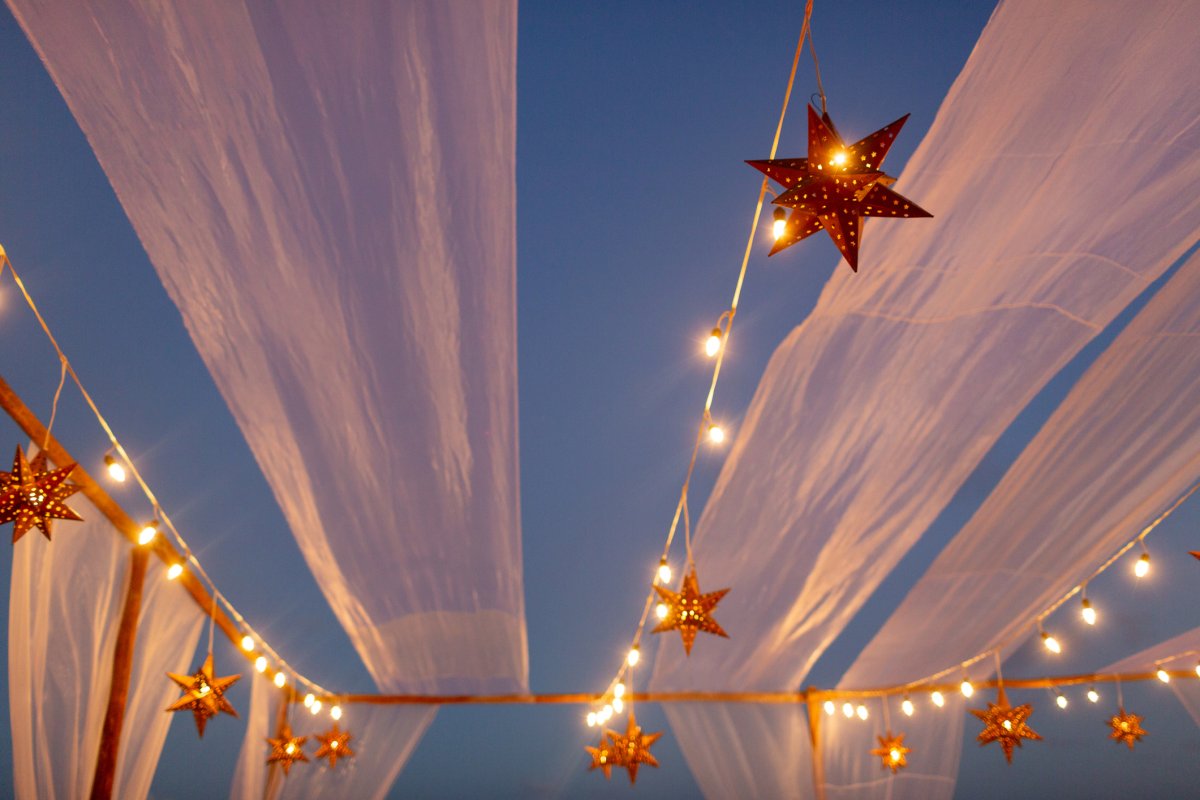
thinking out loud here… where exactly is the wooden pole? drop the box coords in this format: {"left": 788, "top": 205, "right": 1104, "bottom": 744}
{"left": 89, "top": 546, "right": 149, "bottom": 800}
{"left": 807, "top": 688, "right": 827, "bottom": 800}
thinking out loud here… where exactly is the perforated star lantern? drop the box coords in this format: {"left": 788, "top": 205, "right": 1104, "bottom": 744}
{"left": 165, "top": 652, "right": 240, "bottom": 738}
{"left": 748, "top": 105, "right": 931, "bottom": 270}
{"left": 870, "top": 730, "right": 911, "bottom": 773}
{"left": 586, "top": 734, "right": 619, "bottom": 779}
{"left": 652, "top": 567, "right": 730, "bottom": 655}
{"left": 971, "top": 687, "right": 1041, "bottom": 763}
{"left": 267, "top": 722, "right": 309, "bottom": 775}
{"left": 1108, "top": 707, "right": 1147, "bottom": 750}
{"left": 314, "top": 723, "right": 355, "bottom": 769}
{"left": 605, "top": 712, "right": 662, "bottom": 785}
{"left": 0, "top": 445, "right": 83, "bottom": 543}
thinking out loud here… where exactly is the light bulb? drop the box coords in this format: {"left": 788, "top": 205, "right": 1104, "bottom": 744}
{"left": 285, "top": 743, "right": 295, "bottom": 755}
{"left": 842, "top": 702, "right": 854, "bottom": 718}
{"left": 931, "top": 691, "right": 945, "bottom": 707}
{"left": 657, "top": 559, "right": 672, "bottom": 584}
{"left": 331, "top": 705, "right": 343, "bottom": 721}
{"left": 626, "top": 647, "right": 640, "bottom": 667}
{"left": 707, "top": 424, "right": 726, "bottom": 444}
{"left": 330, "top": 740, "right": 339, "bottom": 750}
{"left": 587, "top": 712, "right": 597, "bottom": 727}
{"left": 254, "top": 656, "right": 267, "bottom": 673}
{"left": 1041, "top": 631, "right": 1061, "bottom": 654}
{"left": 104, "top": 454, "right": 127, "bottom": 483}
{"left": 1002, "top": 719, "right": 1013, "bottom": 731}
{"left": 137, "top": 520, "right": 159, "bottom": 546}
{"left": 901, "top": 698, "right": 914, "bottom": 717}
{"left": 771, "top": 207, "right": 787, "bottom": 240}
{"left": 304, "top": 693, "right": 315, "bottom": 708}
{"left": 166, "top": 563, "right": 183, "bottom": 580}
{"left": 1056, "top": 694, "right": 1068, "bottom": 710}
{"left": 241, "top": 635, "right": 255, "bottom": 652}
{"left": 823, "top": 700, "right": 835, "bottom": 716}
{"left": 889, "top": 748, "right": 901, "bottom": 763}
{"left": 705, "top": 329, "right": 722, "bottom": 358}
{"left": 1157, "top": 668, "right": 1170, "bottom": 683}
{"left": 1087, "top": 688, "right": 1099, "bottom": 703}
{"left": 960, "top": 680, "right": 974, "bottom": 698}
{"left": 655, "top": 603, "right": 669, "bottom": 620}
{"left": 602, "top": 704, "right": 613, "bottom": 721}
{"left": 614, "top": 683, "right": 626, "bottom": 698}
{"left": 1081, "top": 597, "right": 1096, "bottom": 626}
{"left": 856, "top": 704, "right": 869, "bottom": 721}
{"left": 830, "top": 150, "right": 848, "bottom": 168}
{"left": 1195, "top": 663, "right": 1200, "bottom": 679}
{"left": 310, "top": 700, "right": 322, "bottom": 714}
{"left": 1135, "top": 552, "right": 1150, "bottom": 578}
{"left": 274, "top": 672, "right": 286, "bottom": 688}
{"left": 613, "top": 698, "right": 624, "bottom": 713}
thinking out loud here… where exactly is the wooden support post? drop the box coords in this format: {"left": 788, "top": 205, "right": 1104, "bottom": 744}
{"left": 89, "top": 545, "right": 150, "bottom": 800}
{"left": 807, "top": 688, "right": 827, "bottom": 800}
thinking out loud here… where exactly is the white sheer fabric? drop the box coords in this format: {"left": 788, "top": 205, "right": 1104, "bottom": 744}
{"left": 1101, "top": 630, "right": 1200, "bottom": 730}
{"left": 9, "top": 490, "right": 205, "bottom": 799}
{"left": 9, "top": 1, "right": 522, "bottom": 794}
{"left": 650, "top": 0, "right": 1200, "bottom": 796}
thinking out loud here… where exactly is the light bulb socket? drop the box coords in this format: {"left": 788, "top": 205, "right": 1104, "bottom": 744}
{"left": 772, "top": 207, "right": 787, "bottom": 223}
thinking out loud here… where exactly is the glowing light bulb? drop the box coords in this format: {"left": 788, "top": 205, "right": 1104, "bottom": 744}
{"left": 841, "top": 702, "right": 854, "bottom": 718}
{"left": 137, "top": 520, "right": 159, "bottom": 546}
{"left": 614, "top": 682, "right": 626, "bottom": 698}
{"left": 331, "top": 705, "right": 343, "bottom": 721}
{"left": 657, "top": 559, "right": 672, "bottom": 584}
{"left": 823, "top": 700, "right": 835, "bottom": 716}
{"left": 330, "top": 740, "right": 339, "bottom": 750}
{"left": 104, "top": 454, "right": 127, "bottom": 483}
{"left": 707, "top": 424, "right": 726, "bottom": 444}
{"left": 1157, "top": 668, "right": 1170, "bottom": 683}
{"left": 304, "top": 693, "right": 315, "bottom": 708}
{"left": 1081, "top": 597, "right": 1096, "bottom": 626}
{"left": 830, "top": 150, "right": 848, "bottom": 168}
{"left": 241, "top": 635, "right": 255, "bottom": 652}
{"left": 255, "top": 656, "right": 267, "bottom": 673}
{"left": 856, "top": 705, "right": 868, "bottom": 721}
{"left": 1056, "top": 694, "right": 1068, "bottom": 710}
{"left": 960, "top": 680, "right": 974, "bottom": 698}
{"left": 613, "top": 698, "right": 624, "bottom": 713}
{"left": 310, "top": 700, "right": 322, "bottom": 714}
{"left": 285, "top": 743, "right": 295, "bottom": 755}
{"left": 587, "top": 712, "right": 597, "bottom": 727}
{"left": 1041, "top": 631, "right": 1061, "bottom": 654}
{"left": 655, "top": 603, "right": 669, "bottom": 620}
{"left": 1195, "top": 663, "right": 1200, "bottom": 679}
{"left": 1087, "top": 688, "right": 1099, "bottom": 703}
{"left": 274, "top": 672, "right": 286, "bottom": 688}
{"left": 931, "top": 691, "right": 945, "bottom": 708}
{"left": 705, "top": 329, "right": 722, "bottom": 358}
{"left": 1135, "top": 552, "right": 1150, "bottom": 578}
{"left": 771, "top": 207, "right": 787, "bottom": 240}
{"left": 901, "top": 698, "right": 914, "bottom": 717}
{"left": 167, "top": 563, "right": 183, "bottom": 580}
{"left": 601, "top": 704, "right": 613, "bottom": 722}
{"left": 889, "top": 748, "right": 901, "bottom": 763}
{"left": 1002, "top": 719, "right": 1013, "bottom": 731}
{"left": 627, "top": 647, "right": 640, "bottom": 667}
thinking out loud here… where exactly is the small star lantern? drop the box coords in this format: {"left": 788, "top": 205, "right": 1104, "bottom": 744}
{"left": 0, "top": 445, "right": 83, "bottom": 543}
{"left": 971, "top": 687, "right": 1041, "bottom": 763}
{"left": 870, "top": 730, "right": 910, "bottom": 773}
{"left": 165, "top": 652, "right": 240, "bottom": 737}
{"left": 652, "top": 567, "right": 730, "bottom": 655}
{"left": 1108, "top": 707, "right": 1146, "bottom": 750}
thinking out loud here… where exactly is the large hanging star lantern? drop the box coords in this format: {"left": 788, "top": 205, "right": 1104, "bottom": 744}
{"left": 748, "top": 105, "right": 931, "bottom": 271}
{"left": 165, "top": 652, "right": 240, "bottom": 738}
{"left": 0, "top": 445, "right": 83, "bottom": 543}
{"left": 971, "top": 687, "right": 1041, "bottom": 763}
{"left": 605, "top": 712, "right": 662, "bottom": 785}
{"left": 1108, "top": 707, "right": 1147, "bottom": 750}
{"left": 652, "top": 567, "right": 730, "bottom": 655}
{"left": 585, "top": 734, "right": 619, "bottom": 779}
{"left": 313, "top": 722, "right": 355, "bottom": 769}
{"left": 869, "top": 730, "right": 911, "bottom": 773}
{"left": 266, "top": 722, "right": 309, "bottom": 775}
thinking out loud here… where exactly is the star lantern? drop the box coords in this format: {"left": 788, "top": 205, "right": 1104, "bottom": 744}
{"left": 652, "top": 567, "right": 730, "bottom": 655}
{"left": 266, "top": 722, "right": 309, "bottom": 775}
{"left": 604, "top": 712, "right": 662, "bottom": 785}
{"left": 314, "top": 723, "right": 355, "bottom": 769}
{"left": 870, "top": 730, "right": 911, "bottom": 773}
{"left": 166, "top": 652, "right": 240, "bottom": 737}
{"left": 1108, "top": 707, "right": 1147, "bottom": 750}
{"left": 0, "top": 445, "right": 83, "bottom": 543}
{"left": 971, "top": 687, "right": 1042, "bottom": 763}
{"left": 748, "top": 105, "right": 931, "bottom": 271}
{"left": 586, "top": 734, "right": 619, "bottom": 779}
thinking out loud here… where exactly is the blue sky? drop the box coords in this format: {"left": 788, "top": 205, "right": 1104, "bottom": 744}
{"left": 1, "top": 1, "right": 1198, "bottom": 797}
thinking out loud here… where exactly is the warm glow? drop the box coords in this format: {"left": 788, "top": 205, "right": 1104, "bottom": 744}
{"left": 830, "top": 150, "right": 848, "bottom": 168}
{"left": 1195, "top": 663, "right": 1200, "bottom": 679}
{"left": 960, "top": 680, "right": 974, "bottom": 698}
{"left": 824, "top": 700, "right": 835, "bottom": 716}
{"left": 707, "top": 424, "right": 726, "bottom": 444}
{"left": 1042, "top": 632, "right": 1061, "bottom": 654}
{"left": 330, "top": 740, "right": 339, "bottom": 750}
{"left": 614, "top": 682, "right": 626, "bottom": 698}
{"left": 587, "top": 712, "right": 597, "bottom": 727}
{"left": 856, "top": 705, "right": 868, "bottom": 721}
{"left": 241, "top": 635, "right": 255, "bottom": 652}
{"left": 285, "top": 743, "right": 295, "bottom": 755}
{"left": 1002, "top": 719, "right": 1013, "bottom": 731}
{"left": 1056, "top": 694, "right": 1068, "bottom": 710}
{"left": 842, "top": 702, "right": 854, "bottom": 718}
{"left": 1135, "top": 552, "right": 1150, "bottom": 578}
{"left": 304, "top": 693, "right": 315, "bottom": 708}
{"left": 331, "top": 705, "right": 343, "bottom": 721}
{"left": 311, "top": 700, "right": 322, "bottom": 714}
{"left": 1081, "top": 598, "right": 1097, "bottom": 626}
{"left": 1087, "top": 688, "right": 1099, "bottom": 703}
{"left": 255, "top": 656, "right": 267, "bottom": 673}
{"left": 655, "top": 603, "right": 669, "bottom": 620}
{"left": 600, "top": 705, "right": 613, "bottom": 722}
{"left": 104, "top": 454, "right": 127, "bottom": 483}
{"left": 705, "top": 329, "right": 722, "bottom": 358}
{"left": 198, "top": 684, "right": 210, "bottom": 696}
{"left": 889, "top": 748, "right": 901, "bottom": 763}
{"left": 626, "top": 647, "right": 640, "bottom": 667}
{"left": 657, "top": 561, "right": 672, "bottom": 584}
{"left": 771, "top": 207, "right": 787, "bottom": 240}
{"left": 167, "top": 563, "right": 183, "bottom": 580}
{"left": 274, "top": 672, "right": 286, "bottom": 688}
{"left": 612, "top": 698, "right": 624, "bottom": 714}
{"left": 901, "top": 698, "right": 914, "bottom": 717}
{"left": 931, "top": 691, "right": 945, "bottom": 708}
{"left": 137, "top": 521, "right": 158, "bottom": 546}
{"left": 1157, "top": 668, "right": 1170, "bottom": 683}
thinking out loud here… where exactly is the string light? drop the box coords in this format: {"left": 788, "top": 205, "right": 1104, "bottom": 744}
{"left": 103, "top": 453, "right": 126, "bottom": 482}
{"left": 1135, "top": 549, "right": 1151, "bottom": 578}
{"left": 855, "top": 704, "right": 868, "bottom": 721}
{"left": 255, "top": 656, "right": 268, "bottom": 673}
{"left": 901, "top": 697, "right": 914, "bottom": 717}
{"left": 657, "top": 558, "right": 672, "bottom": 584}
{"left": 655, "top": 603, "right": 669, "bottom": 620}
{"left": 1081, "top": 596, "right": 1097, "bottom": 626}
{"left": 960, "top": 679, "right": 974, "bottom": 698}
{"left": 310, "top": 700, "right": 322, "bottom": 714}
{"left": 1156, "top": 667, "right": 1170, "bottom": 684}
{"left": 1087, "top": 688, "right": 1100, "bottom": 703}
{"left": 331, "top": 705, "right": 343, "bottom": 721}
{"left": 931, "top": 691, "right": 945, "bottom": 707}
{"left": 166, "top": 563, "right": 183, "bottom": 580}
{"left": 137, "top": 519, "right": 159, "bottom": 546}
{"left": 823, "top": 700, "right": 835, "bottom": 716}
{"left": 771, "top": 207, "right": 787, "bottom": 240}
{"left": 241, "top": 635, "right": 255, "bottom": 652}
{"left": 1055, "top": 692, "right": 1068, "bottom": 710}
{"left": 304, "top": 693, "right": 315, "bottom": 708}
{"left": 587, "top": 712, "right": 597, "bottom": 727}
{"left": 1040, "top": 629, "right": 1062, "bottom": 654}
{"left": 612, "top": 698, "right": 624, "bottom": 714}
{"left": 614, "top": 683, "right": 626, "bottom": 698}
{"left": 626, "top": 647, "right": 640, "bottom": 667}
{"left": 707, "top": 423, "right": 726, "bottom": 444}
{"left": 705, "top": 328, "right": 723, "bottom": 358}
{"left": 1195, "top": 663, "right": 1200, "bottom": 679}
{"left": 842, "top": 702, "right": 854, "bottom": 718}
{"left": 274, "top": 672, "right": 287, "bottom": 688}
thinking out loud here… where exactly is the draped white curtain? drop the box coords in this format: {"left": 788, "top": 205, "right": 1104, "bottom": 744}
{"left": 9, "top": 490, "right": 205, "bottom": 800}
{"left": 1101, "top": 629, "right": 1200, "bottom": 730}
{"left": 650, "top": 0, "right": 1200, "bottom": 795}
{"left": 9, "top": 0, "right": 522, "bottom": 794}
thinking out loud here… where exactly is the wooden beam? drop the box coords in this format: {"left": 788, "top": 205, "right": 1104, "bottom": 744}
{"left": 89, "top": 546, "right": 149, "bottom": 800}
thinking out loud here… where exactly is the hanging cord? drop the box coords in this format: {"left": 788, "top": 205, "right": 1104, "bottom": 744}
{"left": 208, "top": 589, "right": 218, "bottom": 655}
{"left": 881, "top": 694, "right": 891, "bottom": 730}
{"left": 993, "top": 649, "right": 1004, "bottom": 694}
{"left": 1116, "top": 676, "right": 1124, "bottom": 709}
{"left": 805, "top": 2, "right": 828, "bottom": 115}
{"left": 42, "top": 356, "right": 68, "bottom": 453}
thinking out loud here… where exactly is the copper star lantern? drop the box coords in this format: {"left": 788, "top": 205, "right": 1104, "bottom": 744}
{"left": 0, "top": 445, "right": 83, "bottom": 543}
{"left": 970, "top": 687, "right": 1042, "bottom": 763}
{"left": 266, "top": 722, "right": 309, "bottom": 775}
{"left": 1108, "top": 707, "right": 1147, "bottom": 750}
{"left": 313, "top": 722, "right": 355, "bottom": 768}
{"left": 165, "top": 652, "right": 241, "bottom": 737}
{"left": 652, "top": 567, "right": 730, "bottom": 655}
{"left": 604, "top": 711, "right": 662, "bottom": 785}
{"left": 870, "top": 730, "right": 911, "bottom": 773}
